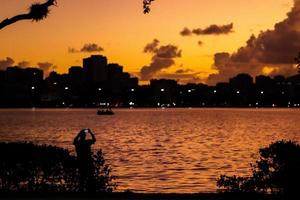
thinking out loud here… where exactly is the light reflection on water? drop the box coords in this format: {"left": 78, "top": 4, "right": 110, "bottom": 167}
{"left": 0, "top": 108, "right": 300, "bottom": 193}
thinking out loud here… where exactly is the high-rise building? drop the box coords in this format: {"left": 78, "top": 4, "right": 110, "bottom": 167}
{"left": 83, "top": 55, "right": 108, "bottom": 82}
{"left": 5, "top": 67, "right": 43, "bottom": 85}
{"left": 108, "top": 63, "right": 123, "bottom": 80}
{"left": 69, "top": 66, "right": 83, "bottom": 83}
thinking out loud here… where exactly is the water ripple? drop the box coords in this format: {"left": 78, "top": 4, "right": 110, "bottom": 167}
{"left": 0, "top": 108, "right": 300, "bottom": 193}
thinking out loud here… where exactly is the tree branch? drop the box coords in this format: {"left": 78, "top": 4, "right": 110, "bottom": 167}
{"left": 0, "top": 0, "right": 154, "bottom": 30}
{"left": 143, "top": 0, "right": 155, "bottom": 14}
{"left": 0, "top": 0, "right": 56, "bottom": 30}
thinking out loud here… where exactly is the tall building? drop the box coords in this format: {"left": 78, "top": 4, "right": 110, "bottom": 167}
{"left": 69, "top": 66, "right": 83, "bottom": 83}
{"left": 150, "top": 79, "right": 178, "bottom": 105}
{"left": 108, "top": 63, "right": 123, "bottom": 80}
{"left": 5, "top": 67, "right": 43, "bottom": 85}
{"left": 83, "top": 55, "right": 108, "bottom": 82}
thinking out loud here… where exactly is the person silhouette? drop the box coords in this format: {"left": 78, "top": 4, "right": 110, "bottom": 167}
{"left": 73, "top": 128, "right": 96, "bottom": 192}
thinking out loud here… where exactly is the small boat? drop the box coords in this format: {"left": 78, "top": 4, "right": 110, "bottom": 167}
{"left": 97, "top": 108, "right": 114, "bottom": 115}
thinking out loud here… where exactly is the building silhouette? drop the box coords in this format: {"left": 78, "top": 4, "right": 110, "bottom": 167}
{"left": 1, "top": 67, "right": 43, "bottom": 107}
{"left": 83, "top": 55, "right": 108, "bottom": 83}
{"left": 0, "top": 56, "right": 299, "bottom": 108}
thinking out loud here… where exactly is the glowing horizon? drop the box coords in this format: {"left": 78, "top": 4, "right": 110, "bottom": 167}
{"left": 0, "top": 0, "right": 294, "bottom": 84}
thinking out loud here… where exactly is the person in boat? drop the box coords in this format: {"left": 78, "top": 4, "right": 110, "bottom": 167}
{"left": 106, "top": 106, "right": 112, "bottom": 113}
{"left": 73, "top": 128, "right": 96, "bottom": 191}
{"left": 97, "top": 106, "right": 113, "bottom": 114}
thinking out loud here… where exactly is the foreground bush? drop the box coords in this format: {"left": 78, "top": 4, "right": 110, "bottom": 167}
{"left": 0, "top": 142, "right": 115, "bottom": 193}
{"left": 217, "top": 140, "right": 300, "bottom": 194}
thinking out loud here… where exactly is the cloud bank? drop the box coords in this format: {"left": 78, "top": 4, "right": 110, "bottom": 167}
{"left": 37, "top": 62, "right": 56, "bottom": 76}
{"left": 18, "top": 61, "right": 31, "bottom": 68}
{"left": 207, "top": 0, "right": 300, "bottom": 85}
{"left": 180, "top": 23, "right": 234, "bottom": 36}
{"left": 140, "top": 39, "right": 182, "bottom": 80}
{"left": 156, "top": 71, "right": 205, "bottom": 84}
{"left": 0, "top": 57, "right": 56, "bottom": 77}
{"left": 0, "top": 57, "right": 14, "bottom": 70}
{"left": 69, "top": 43, "right": 104, "bottom": 53}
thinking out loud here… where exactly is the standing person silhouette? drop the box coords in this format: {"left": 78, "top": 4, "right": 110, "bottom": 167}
{"left": 73, "top": 128, "right": 96, "bottom": 192}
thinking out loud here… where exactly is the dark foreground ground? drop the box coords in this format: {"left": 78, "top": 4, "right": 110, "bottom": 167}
{"left": 0, "top": 192, "right": 294, "bottom": 200}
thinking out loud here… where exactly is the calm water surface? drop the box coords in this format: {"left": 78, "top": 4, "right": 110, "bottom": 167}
{"left": 0, "top": 108, "right": 300, "bottom": 193}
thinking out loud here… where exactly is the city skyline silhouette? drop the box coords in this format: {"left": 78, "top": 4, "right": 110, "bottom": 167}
{"left": 1, "top": 1, "right": 300, "bottom": 199}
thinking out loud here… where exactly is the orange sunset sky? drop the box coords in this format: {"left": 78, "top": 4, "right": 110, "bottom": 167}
{"left": 0, "top": 0, "right": 296, "bottom": 84}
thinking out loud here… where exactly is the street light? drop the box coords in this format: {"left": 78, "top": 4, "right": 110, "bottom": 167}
{"left": 98, "top": 88, "right": 102, "bottom": 91}
{"left": 65, "top": 87, "right": 69, "bottom": 90}
{"left": 31, "top": 86, "right": 35, "bottom": 90}
{"left": 131, "top": 88, "right": 135, "bottom": 92}
{"left": 161, "top": 88, "right": 165, "bottom": 92}
{"left": 236, "top": 90, "right": 240, "bottom": 94}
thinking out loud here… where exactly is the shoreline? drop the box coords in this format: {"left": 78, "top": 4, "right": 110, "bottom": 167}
{"left": 0, "top": 107, "right": 299, "bottom": 109}
{"left": 0, "top": 192, "right": 285, "bottom": 200}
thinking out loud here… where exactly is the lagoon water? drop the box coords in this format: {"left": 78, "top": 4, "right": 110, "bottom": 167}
{"left": 0, "top": 108, "right": 300, "bottom": 193}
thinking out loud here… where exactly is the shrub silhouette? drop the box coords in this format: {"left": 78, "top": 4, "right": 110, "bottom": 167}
{"left": 217, "top": 140, "right": 300, "bottom": 194}
{"left": 0, "top": 142, "right": 115, "bottom": 193}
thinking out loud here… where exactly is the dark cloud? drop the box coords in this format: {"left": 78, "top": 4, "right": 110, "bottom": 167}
{"left": 1, "top": 58, "right": 56, "bottom": 77}
{"left": 140, "top": 39, "right": 182, "bottom": 80}
{"left": 180, "top": 27, "right": 192, "bottom": 36}
{"left": 207, "top": 0, "right": 300, "bottom": 85}
{"left": 68, "top": 48, "right": 78, "bottom": 53}
{"left": 0, "top": 57, "right": 14, "bottom": 70}
{"left": 81, "top": 43, "right": 104, "bottom": 52}
{"left": 37, "top": 62, "right": 56, "bottom": 77}
{"left": 18, "top": 61, "right": 30, "bottom": 67}
{"left": 176, "top": 69, "right": 193, "bottom": 74}
{"left": 157, "top": 71, "right": 205, "bottom": 84}
{"left": 37, "top": 62, "right": 53, "bottom": 71}
{"left": 193, "top": 23, "right": 233, "bottom": 35}
{"left": 180, "top": 23, "right": 234, "bottom": 36}
{"left": 69, "top": 43, "right": 104, "bottom": 53}
{"left": 144, "top": 39, "right": 160, "bottom": 53}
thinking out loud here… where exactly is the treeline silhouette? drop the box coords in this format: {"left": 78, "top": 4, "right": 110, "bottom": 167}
{"left": 0, "top": 142, "right": 115, "bottom": 193}
{"left": 0, "top": 64, "right": 299, "bottom": 108}
{"left": 217, "top": 140, "right": 300, "bottom": 196}
{"left": 1, "top": 139, "right": 300, "bottom": 198}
